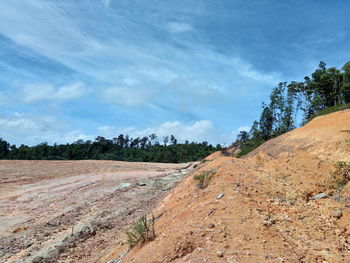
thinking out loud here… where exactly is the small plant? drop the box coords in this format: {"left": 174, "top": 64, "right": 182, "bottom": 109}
{"left": 193, "top": 170, "right": 216, "bottom": 189}
{"left": 126, "top": 215, "right": 155, "bottom": 248}
{"left": 333, "top": 161, "right": 350, "bottom": 190}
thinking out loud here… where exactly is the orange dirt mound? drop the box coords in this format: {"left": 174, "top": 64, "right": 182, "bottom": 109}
{"left": 105, "top": 110, "right": 350, "bottom": 263}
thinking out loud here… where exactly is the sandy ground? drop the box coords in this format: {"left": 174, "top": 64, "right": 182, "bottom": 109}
{"left": 0, "top": 160, "right": 195, "bottom": 263}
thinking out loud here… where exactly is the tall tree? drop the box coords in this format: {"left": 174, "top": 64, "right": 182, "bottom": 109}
{"left": 259, "top": 106, "right": 274, "bottom": 140}
{"left": 341, "top": 61, "right": 350, "bottom": 103}
{"left": 0, "top": 138, "right": 10, "bottom": 159}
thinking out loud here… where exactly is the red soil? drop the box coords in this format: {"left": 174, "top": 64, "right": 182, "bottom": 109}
{"left": 106, "top": 110, "right": 350, "bottom": 263}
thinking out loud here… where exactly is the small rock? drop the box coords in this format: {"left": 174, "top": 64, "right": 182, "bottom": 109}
{"left": 216, "top": 250, "right": 224, "bottom": 257}
{"left": 263, "top": 219, "right": 275, "bottom": 227}
{"left": 22, "top": 240, "right": 34, "bottom": 249}
{"left": 32, "top": 256, "right": 43, "bottom": 263}
{"left": 310, "top": 193, "right": 327, "bottom": 200}
{"left": 331, "top": 209, "right": 342, "bottom": 218}
{"left": 216, "top": 193, "right": 224, "bottom": 199}
{"left": 208, "top": 223, "right": 215, "bottom": 229}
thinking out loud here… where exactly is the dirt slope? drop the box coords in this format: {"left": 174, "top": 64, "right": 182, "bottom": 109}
{"left": 106, "top": 110, "right": 350, "bottom": 263}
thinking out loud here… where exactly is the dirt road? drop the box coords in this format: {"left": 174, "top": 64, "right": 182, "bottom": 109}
{"left": 0, "top": 160, "right": 195, "bottom": 263}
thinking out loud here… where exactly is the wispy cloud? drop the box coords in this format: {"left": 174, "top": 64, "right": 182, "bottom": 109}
{"left": 20, "top": 82, "right": 88, "bottom": 103}
{"left": 166, "top": 22, "right": 193, "bottom": 33}
{"left": 0, "top": 0, "right": 348, "bottom": 145}
{"left": 102, "top": 86, "right": 153, "bottom": 107}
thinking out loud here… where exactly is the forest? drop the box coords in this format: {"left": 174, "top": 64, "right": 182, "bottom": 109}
{"left": 0, "top": 134, "right": 220, "bottom": 163}
{"left": 236, "top": 61, "right": 350, "bottom": 156}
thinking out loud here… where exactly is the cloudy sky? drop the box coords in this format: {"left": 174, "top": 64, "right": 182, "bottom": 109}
{"left": 0, "top": 0, "right": 349, "bottom": 146}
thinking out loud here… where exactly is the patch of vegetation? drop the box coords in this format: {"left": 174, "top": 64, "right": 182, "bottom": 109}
{"left": 307, "top": 103, "right": 350, "bottom": 122}
{"left": 235, "top": 60, "right": 350, "bottom": 157}
{"left": 126, "top": 215, "right": 155, "bottom": 248}
{"left": 0, "top": 134, "right": 221, "bottom": 163}
{"left": 237, "top": 140, "right": 264, "bottom": 158}
{"left": 193, "top": 170, "right": 216, "bottom": 189}
{"left": 333, "top": 161, "right": 350, "bottom": 191}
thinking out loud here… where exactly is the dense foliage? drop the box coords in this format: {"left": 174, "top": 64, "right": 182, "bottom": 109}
{"left": 0, "top": 134, "right": 220, "bottom": 163}
{"left": 237, "top": 61, "right": 350, "bottom": 156}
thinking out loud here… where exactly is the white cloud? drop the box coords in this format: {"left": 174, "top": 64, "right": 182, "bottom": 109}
{"left": 102, "top": 86, "right": 153, "bottom": 107}
{"left": 237, "top": 126, "right": 250, "bottom": 132}
{"left": 0, "top": 113, "right": 95, "bottom": 145}
{"left": 164, "top": 77, "right": 220, "bottom": 111}
{"left": 96, "top": 120, "right": 233, "bottom": 145}
{"left": 166, "top": 22, "right": 193, "bottom": 33}
{"left": 0, "top": 114, "right": 56, "bottom": 137}
{"left": 21, "top": 82, "right": 88, "bottom": 103}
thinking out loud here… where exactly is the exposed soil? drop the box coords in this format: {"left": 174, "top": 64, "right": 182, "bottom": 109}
{"left": 106, "top": 110, "right": 350, "bottom": 263}
{"left": 0, "top": 160, "right": 195, "bottom": 263}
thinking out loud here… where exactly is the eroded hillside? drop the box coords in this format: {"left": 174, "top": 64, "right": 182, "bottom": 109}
{"left": 105, "top": 110, "right": 350, "bottom": 263}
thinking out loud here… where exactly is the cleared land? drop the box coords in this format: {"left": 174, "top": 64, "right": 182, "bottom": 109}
{"left": 0, "top": 160, "right": 195, "bottom": 263}
{"left": 107, "top": 110, "right": 350, "bottom": 263}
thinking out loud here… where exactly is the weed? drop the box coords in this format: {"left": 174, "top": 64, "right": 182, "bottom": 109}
{"left": 333, "top": 161, "right": 350, "bottom": 190}
{"left": 126, "top": 215, "right": 155, "bottom": 248}
{"left": 193, "top": 170, "right": 216, "bottom": 189}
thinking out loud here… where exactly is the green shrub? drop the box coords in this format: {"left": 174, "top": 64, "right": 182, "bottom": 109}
{"left": 126, "top": 215, "right": 155, "bottom": 248}
{"left": 307, "top": 103, "right": 350, "bottom": 122}
{"left": 237, "top": 139, "right": 264, "bottom": 158}
{"left": 193, "top": 170, "right": 216, "bottom": 189}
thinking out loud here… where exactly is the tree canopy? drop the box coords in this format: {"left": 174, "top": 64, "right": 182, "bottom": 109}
{"left": 0, "top": 134, "right": 220, "bottom": 163}
{"left": 236, "top": 60, "right": 350, "bottom": 156}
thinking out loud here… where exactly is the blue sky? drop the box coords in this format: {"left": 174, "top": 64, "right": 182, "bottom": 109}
{"left": 0, "top": 0, "right": 349, "bottom": 146}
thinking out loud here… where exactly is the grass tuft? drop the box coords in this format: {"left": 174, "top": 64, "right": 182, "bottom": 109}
{"left": 126, "top": 215, "right": 155, "bottom": 248}
{"left": 193, "top": 170, "right": 216, "bottom": 189}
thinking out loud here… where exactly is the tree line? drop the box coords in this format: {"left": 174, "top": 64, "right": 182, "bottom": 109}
{"left": 0, "top": 134, "right": 221, "bottom": 163}
{"left": 236, "top": 60, "right": 350, "bottom": 156}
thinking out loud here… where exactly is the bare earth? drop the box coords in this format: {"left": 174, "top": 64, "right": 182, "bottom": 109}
{"left": 107, "top": 110, "right": 350, "bottom": 263}
{"left": 0, "top": 160, "right": 195, "bottom": 263}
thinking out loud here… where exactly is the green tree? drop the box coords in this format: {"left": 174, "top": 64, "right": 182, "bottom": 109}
{"left": 259, "top": 106, "right": 274, "bottom": 140}
{"left": 0, "top": 138, "right": 10, "bottom": 159}
{"left": 341, "top": 61, "right": 350, "bottom": 103}
{"left": 236, "top": 130, "right": 250, "bottom": 143}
